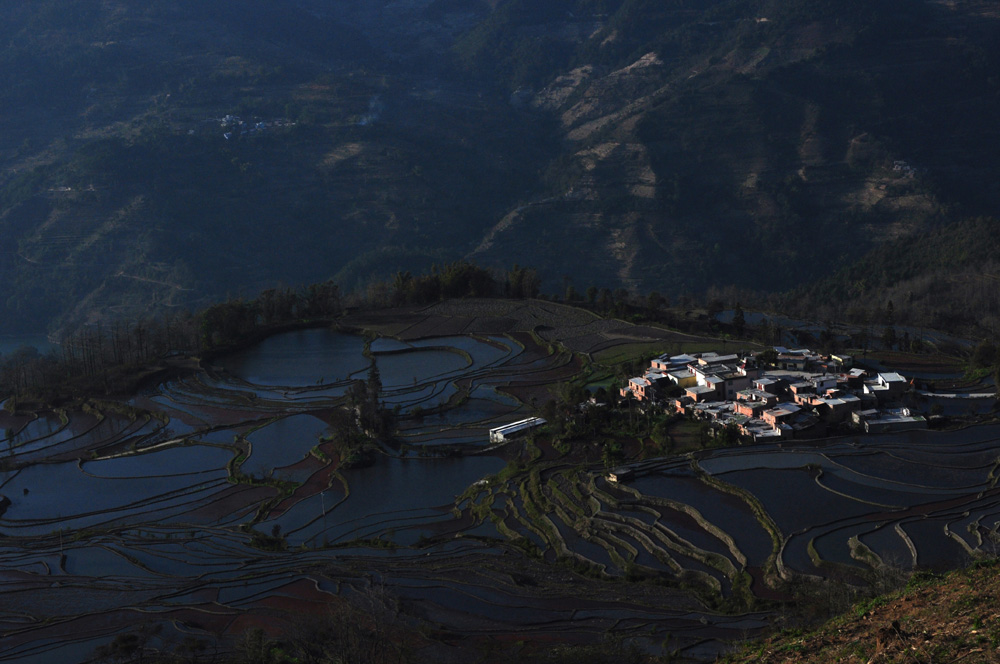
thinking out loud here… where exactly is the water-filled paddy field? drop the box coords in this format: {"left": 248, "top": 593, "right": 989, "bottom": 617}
{"left": 1, "top": 327, "right": 999, "bottom": 662}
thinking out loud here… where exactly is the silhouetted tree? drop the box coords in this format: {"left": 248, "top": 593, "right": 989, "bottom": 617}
{"left": 732, "top": 303, "right": 746, "bottom": 337}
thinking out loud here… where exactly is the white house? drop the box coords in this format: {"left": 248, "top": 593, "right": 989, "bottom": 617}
{"left": 489, "top": 417, "right": 547, "bottom": 443}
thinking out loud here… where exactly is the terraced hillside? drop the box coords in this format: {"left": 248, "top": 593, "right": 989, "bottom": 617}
{"left": 0, "top": 303, "right": 998, "bottom": 661}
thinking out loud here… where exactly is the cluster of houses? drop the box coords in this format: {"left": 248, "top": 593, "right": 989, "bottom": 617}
{"left": 621, "top": 348, "right": 927, "bottom": 441}
{"left": 219, "top": 115, "right": 295, "bottom": 140}
{"left": 892, "top": 160, "right": 917, "bottom": 177}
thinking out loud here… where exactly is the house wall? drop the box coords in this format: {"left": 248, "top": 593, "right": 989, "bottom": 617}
{"left": 735, "top": 401, "right": 763, "bottom": 418}
{"left": 722, "top": 375, "right": 752, "bottom": 399}
{"left": 686, "top": 387, "right": 718, "bottom": 402}
{"left": 670, "top": 373, "right": 698, "bottom": 388}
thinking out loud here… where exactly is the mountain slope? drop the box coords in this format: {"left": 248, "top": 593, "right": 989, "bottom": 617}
{"left": 724, "top": 561, "right": 1000, "bottom": 664}
{"left": 464, "top": 0, "right": 1000, "bottom": 299}
{"left": 2, "top": 0, "right": 1000, "bottom": 334}
{"left": 0, "top": 0, "right": 551, "bottom": 332}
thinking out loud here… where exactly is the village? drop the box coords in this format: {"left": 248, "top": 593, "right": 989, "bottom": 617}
{"left": 216, "top": 114, "right": 296, "bottom": 140}
{"left": 618, "top": 347, "right": 927, "bottom": 442}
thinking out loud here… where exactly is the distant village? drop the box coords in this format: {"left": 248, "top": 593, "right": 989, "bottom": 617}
{"left": 620, "top": 347, "right": 927, "bottom": 441}
{"left": 216, "top": 115, "right": 295, "bottom": 140}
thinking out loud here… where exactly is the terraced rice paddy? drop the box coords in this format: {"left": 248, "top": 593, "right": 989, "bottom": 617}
{"left": 0, "top": 319, "right": 998, "bottom": 662}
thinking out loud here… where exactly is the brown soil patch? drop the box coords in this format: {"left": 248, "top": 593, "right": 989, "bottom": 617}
{"left": 272, "top": 470, "right": 339, "bottom": 518}
{"left": 869, "top": 350, "right": 963, "bottom": 374}
{"left": 724, "top": 563, "right": 1000, "bottom": 663}
{"left": 184, "top": 483, "right": 276, "bottom": 522}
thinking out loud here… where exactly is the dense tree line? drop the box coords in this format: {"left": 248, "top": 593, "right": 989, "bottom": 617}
{"left": 0, "top": 262, "right": 546, "bottom": 400}
{"left": 200, "top": 281, "right": 343, "bottom": 347}
{"left": 0, "top": 314, "right": 200, "bottom": 398}
{"left": 9, "top": 245, "right": 980, "bottom": 403}
{"left": 361, "top": 262, "right": 540, "bottom": 307}
{"left": 200, "top": 262, "right": 541, "bottom": 348}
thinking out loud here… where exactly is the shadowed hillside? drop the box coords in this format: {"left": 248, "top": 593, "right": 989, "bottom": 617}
{"left": 0, "top": 0, "right": 552, "bottom": 333}
{"left": 2, "top": 0, "right": 1000, "bottom": 334}
{"left": 465, "top": 0, "right": 1000, "bottom": 304}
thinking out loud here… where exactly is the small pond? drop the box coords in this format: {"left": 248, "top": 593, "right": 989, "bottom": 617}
{"left": 243, "top": 414, "right": 329, "bottom": 477}
{"left": 218, "top": 329, "right": 369, "bottom": 386}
